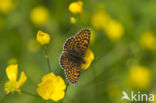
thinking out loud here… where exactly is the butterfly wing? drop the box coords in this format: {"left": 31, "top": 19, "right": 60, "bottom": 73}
{"left": 63, "top": 29, "right": 90, "bottom": 57}
{"left": 60, "top": 37, "right": 81, "bottom": 83}
{"left": 65, "top": 66, "right": 81, "bottom": 83}
{"left": 60, "top": 29, "right": 91, "bottom": 83}
{"left": 63, "top": 37, "right": 75, "bottom": 52}
{"left": 74, "top": 29, "right": 91, "bottom": 57}
{"left": 60, "top": 52, "right": 81, "bottom": 83}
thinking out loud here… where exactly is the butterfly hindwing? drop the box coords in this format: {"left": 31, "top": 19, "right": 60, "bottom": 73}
{"left": 65, "top": 65, "right": 81, "bottom": 83}
{"left": 60, "top": 53, "right": 81, "bottom": 83}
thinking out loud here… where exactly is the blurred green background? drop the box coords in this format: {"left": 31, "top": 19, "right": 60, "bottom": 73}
{"left": 0, "top": 0, "right": 156, "bottom": 103}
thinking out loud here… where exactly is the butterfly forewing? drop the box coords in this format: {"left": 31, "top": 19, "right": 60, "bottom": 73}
{"left": 63, "top": 37, "right": 75, "bottom": 52}
{"left": 74, "top": 29, "right": 90, "bottom": 57}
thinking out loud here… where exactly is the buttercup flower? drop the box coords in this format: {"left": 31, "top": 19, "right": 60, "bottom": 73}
{"left": 81, "top": 49, "right": 94, "bottom": 70}
{"left": 4, "top": 64, "right": 27, "bottom": 94}
{"left": 0, "top": 0, "right": 16, "bottom": 14}
{"left": 91, "top": 10, "right": 110, "bottom": 29}
{"left": 104, "top": 19, "right": 124, "bottom": 42}
{"left": 68, "top": 1, "right": 83, "bottom": 14}
{"left": 140, "top": 31, "right": 156, "bottom": 50}
{"left": 37, "top": 73, "right": 66, "bottom": 102}
{"left": 70, "top": 17, "right": 77, "bottom": 24}
{"left": 30, "top": 6, "right": 50, "bottom": 26}
{"left": 128, "top": 65, "right": 152, "bottom": 89}
{"left": 36, "top": 30, "right": 51, "bottom": 45}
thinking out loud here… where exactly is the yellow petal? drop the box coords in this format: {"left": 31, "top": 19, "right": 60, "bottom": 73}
{"left": 6, "top": 64, "right": 18, "bottom": 82}
{"left": 37, "top": 79, "right": 54, "bottom": 100}
{"left": 50, "top": 91, "right": 65, "bottom": 102}
{"left": 17, "top": 72, "right": 27, "bottom": 88}
{"left": 36, "top": 30, "right": 51, "bottom": 45}
{"left": 4, "top": 80, "right": 17, "bottom": 94}
{"left": 53, "top": 76, "right": 66, "bottom": 91}
{"left": 37, "top": 73, "right": 66, "bottom": 101}
{"left": 42, "top": 72, "right": 56, "bottom": 81}
{"left": 82, "top": 49, "right": 94, "bottom": 69}
{"left": 68, "top": 1, "right": 83, "bottom": 14}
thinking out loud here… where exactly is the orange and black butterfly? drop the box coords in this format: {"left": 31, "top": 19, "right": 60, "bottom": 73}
{"left": 60, "top": 29, "right": 91, "bottom": 84}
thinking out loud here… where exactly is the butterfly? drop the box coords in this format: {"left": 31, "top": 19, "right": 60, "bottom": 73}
{"left": 60, "top": 29, "right": 91, "bottom": 84}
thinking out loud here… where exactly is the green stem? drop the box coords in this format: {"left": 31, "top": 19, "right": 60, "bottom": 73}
{"left": 78, "top": 14, "right": 85, "bottom": 26}
{"left": 61, "top": 82, "right": 70, "bottom": 103}
{"left": 22, "top": 90, "right": 38, "bottom": 97}
{"left": 65, "top": 82, "right": 69, "bottom": 93}
{"left": 43, "top": 46, "right": 52, "bottom": 73}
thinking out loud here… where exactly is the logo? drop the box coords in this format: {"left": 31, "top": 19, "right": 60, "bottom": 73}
{"left": 121, "top": 91, "right": 154, "bottom": 102}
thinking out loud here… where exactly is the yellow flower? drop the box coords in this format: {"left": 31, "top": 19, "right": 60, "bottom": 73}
{"left": 4, "top": 64, "right": 27, "bottom": 94}
{"left": 68, "top": 1, "right": 83, "bottom": 14}
{"left": 104, "top": 19, "right": 124, "bottom": 42}
{"left": 0, "top": 0, "right": 16, "bottom": 14}
{"left": 70, "top": 16, "right": 77, "bottom": 24}
{"left": 81, "top": 49, "right": 94, "bottom": 70}
{"left": 140, "top": 31, "right": 156, "bottom": 50}
{"left": 30, "top": 6, "right": 50, "bottom": 26}
{"left": 36, "top": 30, "right": 51, "bottom": 45}
{"left": 37, "top": 73, "right": 66, "bottom": 102}
{"left": 128, "top": 65, "right": 152, "bottom": 89}
{"left": 91, "top": 10, "right": 111, "bottom": 29}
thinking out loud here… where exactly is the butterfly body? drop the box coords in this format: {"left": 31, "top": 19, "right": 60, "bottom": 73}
{"left": 67, "top": 51, "right": 86, "bottom": 66}
{"left": 60, "top": 29, "right": 90, "bottom": 83}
